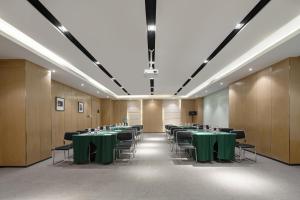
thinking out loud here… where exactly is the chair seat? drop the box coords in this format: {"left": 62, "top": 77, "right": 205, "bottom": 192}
{"left": 236, "top": 143, "right": 255, "bottom": 148}
{"left": 118, "top": 140, "right": 133, "bottom": 145}
{"left": 178, "top": 143, "right": 195, "bottom": 149}
{"left": 115, "top": 141, "right": 133, "bottom": 149}
{"left": 53, "top": 144, "right": 72, "bottom": 151}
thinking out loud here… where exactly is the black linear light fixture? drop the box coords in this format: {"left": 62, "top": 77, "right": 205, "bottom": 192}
{"left": 174, "top": 0, "right": 271, "bottom": 95}
{"left": 145, "top": 0, "right": 157, "bottom": 95}
{"left": 27, "top": 0, "right": 130, "bottom": 95}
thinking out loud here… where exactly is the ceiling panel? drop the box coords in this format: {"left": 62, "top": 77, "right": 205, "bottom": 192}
{"left": 0, "top": 0, "right": 123, "bottom": 95}
{"left": 40, "top": 0, "right": 149, "bottom": 95}
{"left": 0, "top": 0, "right": 299, "bottom": 98}
{"left": 182, "top": 0, "right": 300, "bottom": 96}
{"left": 155, "top": 0, "right": 259, "bottom": 94}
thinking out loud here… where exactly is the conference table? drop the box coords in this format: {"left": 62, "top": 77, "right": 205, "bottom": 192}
{"left": 187, "top": 130, "right": 236, "bottom": 162}
{"left": 110, "top": 126, "right": 132, "bottom": 131}
{"left": 72, "top": 130, "right": 122, "bottom": 164}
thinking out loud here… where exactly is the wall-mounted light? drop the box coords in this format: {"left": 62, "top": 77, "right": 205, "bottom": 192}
{"left": 249, "top": 68, "right": 253, "bottom": 71}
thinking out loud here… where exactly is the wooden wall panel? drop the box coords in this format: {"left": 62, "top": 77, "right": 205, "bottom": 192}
{"left": 91, "top": 97, "right": 101, "bottom": 128}
{"left": 51, "top": 81, "right": 66, "bottom": 148}
{"left": 25, "top": 61, "right": 52, "bottom": 164}
{"left": 112, "top": 100, "right": 127, "bottom": 124}
{"left": 270, "top": 60, "right": 290, "bottom": 163}
{"left": 143, "top": 100, "right": 163, "bottom": 132}
{"left": 51, "top": 81, "right": 95, "bottom": 147}
{"left": 181, "top": 100, "right": 195, "bottom": 124}
{"left": 0, "top": 60, "right": 26, "bottom": 166}
{"left": 243, "top": 74, "right": 257, "bottom": 146}
{"left": 75, "top": 90, "right": 92, "bottom": 130}
{"left": 100, "top": 99, "right": 113, "bottom": 126}
{"left": 194, "top": 98, "right": 204, "bottom": 123}
{"left": 255, "top": 68, "right": 272, "bottom": 155}
{"left": 229, "top": 58, "right": 300, "bottom": 164}
{"left": 290, "top": 57, "right": 300, "bottom": 164}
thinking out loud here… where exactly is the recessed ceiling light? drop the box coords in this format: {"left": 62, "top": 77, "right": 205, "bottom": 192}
{"left": 148, "top": 25, "right": 156, "bottom": 31}
{"left": 58, "top": 25, "right": 68, "bottom": 33}
{"left": 235, "top": 23, "right": 244, "bottom": 29}
{"left": 220, "top": 82, "right": 223, "bottom": 85}
{"left": 81, "top": 83, "right": 84, "bottom": 86}
{"left": 204, "top": 59, "right": 209, "bottom": 63}
{"left": 52, "top": 70, "right": 56, "bottom": 73}
{"left": 249, "top": 68, "right": 253, "bottom": 71}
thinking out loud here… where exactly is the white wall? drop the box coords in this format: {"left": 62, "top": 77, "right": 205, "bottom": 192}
{"left": 127, "top": 100, "right": 142, "bottom": 125}
{"left": 162, "top": 100, "right": 181, "bottom": 130}
{"left": 204, "top": 88, "right": 229, "bottom": 128}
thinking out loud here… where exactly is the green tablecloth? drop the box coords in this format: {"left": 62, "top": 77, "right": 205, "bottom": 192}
{"left": 73, "top": 131, "right": 118, "bottom": 164}
{"left": 191, "top": 131, "right": 236, "bottom": 162}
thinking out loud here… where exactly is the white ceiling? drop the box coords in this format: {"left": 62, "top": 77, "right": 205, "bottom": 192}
{"left": 0, "top": 0, "right": 300, "bottom": 98}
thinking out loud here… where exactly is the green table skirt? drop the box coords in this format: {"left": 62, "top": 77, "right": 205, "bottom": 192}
{"left": 192, "top": 132, "right": 235, "bottom": 162}
{"left": 73, "top": 133, "right": 117, "bottom": 164}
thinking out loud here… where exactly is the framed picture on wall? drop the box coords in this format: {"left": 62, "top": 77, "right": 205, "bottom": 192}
{"left": 78, "top": 102, "right": 84, "bottom": 113}
{"left": 55, "top": 97, "right": 65, "bottom": 111}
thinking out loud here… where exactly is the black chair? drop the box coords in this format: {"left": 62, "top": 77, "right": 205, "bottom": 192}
{"left": 231, "top": 130, "right": 256, "bottom": 162}
{"left": 170, "top": 127, "right": 183, "bottom": 151}
{"left": 176, "top": 131, "right": 197, "bottom": 162}
{"left": 165, "top": 125, "right": 177, "bottom": 139}
{"left": 132, "top": 125, "right": 142, "bottom": 141}
{"left": 52, "top": 132, "right": 79, "bottom": 164}
{"left": 114, "top": 131, "right": 135, "bottom": 161}
{"left": 77, "top": 130, "right": 88, "bottom": 134}
{"left": 219, "top": 128, "right": 234, "bottom": 133}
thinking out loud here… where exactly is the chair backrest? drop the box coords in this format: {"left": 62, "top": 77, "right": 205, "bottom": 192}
{"left": 176, "top": 131, "right": 192, "bottom": 143}
{"left": 117, "top": 131, "right": 134, "bottom": 141}
{"left": 187, "top": 126, "right": 197, "bottom": 129}
{"left": 77, "top": 130, "right": 88, "bottom": 134}
{"left": 197, "top": 125, "right": 203, "bottom": 129}
{"left": 219, "top": 128, "right": 234, "bottom": 133}
{"left": 171, "top": 127, "right": 182, "bottom": 135}
{"left": 231, "top": 130, "right": 245, "bottom": 140}
{"left": 64, "top": 132, "right": 79, "bottom": 141}
{"left": 132, "top": 125, "right": 141, "bottom": 131}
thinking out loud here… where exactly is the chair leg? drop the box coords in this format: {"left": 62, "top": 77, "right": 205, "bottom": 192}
{"left": 239, "top": 147, "right": 242, "bottom": 162}
{"left": 179, "top": 147, "right": 182, "bottom": 160}
{"left": 52, "top": 150, "right": 55, "bottom": 165}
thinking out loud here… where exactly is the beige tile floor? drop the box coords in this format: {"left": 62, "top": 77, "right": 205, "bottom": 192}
{"left": 0, "top": 133, "right": 300, "bottom": 200}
